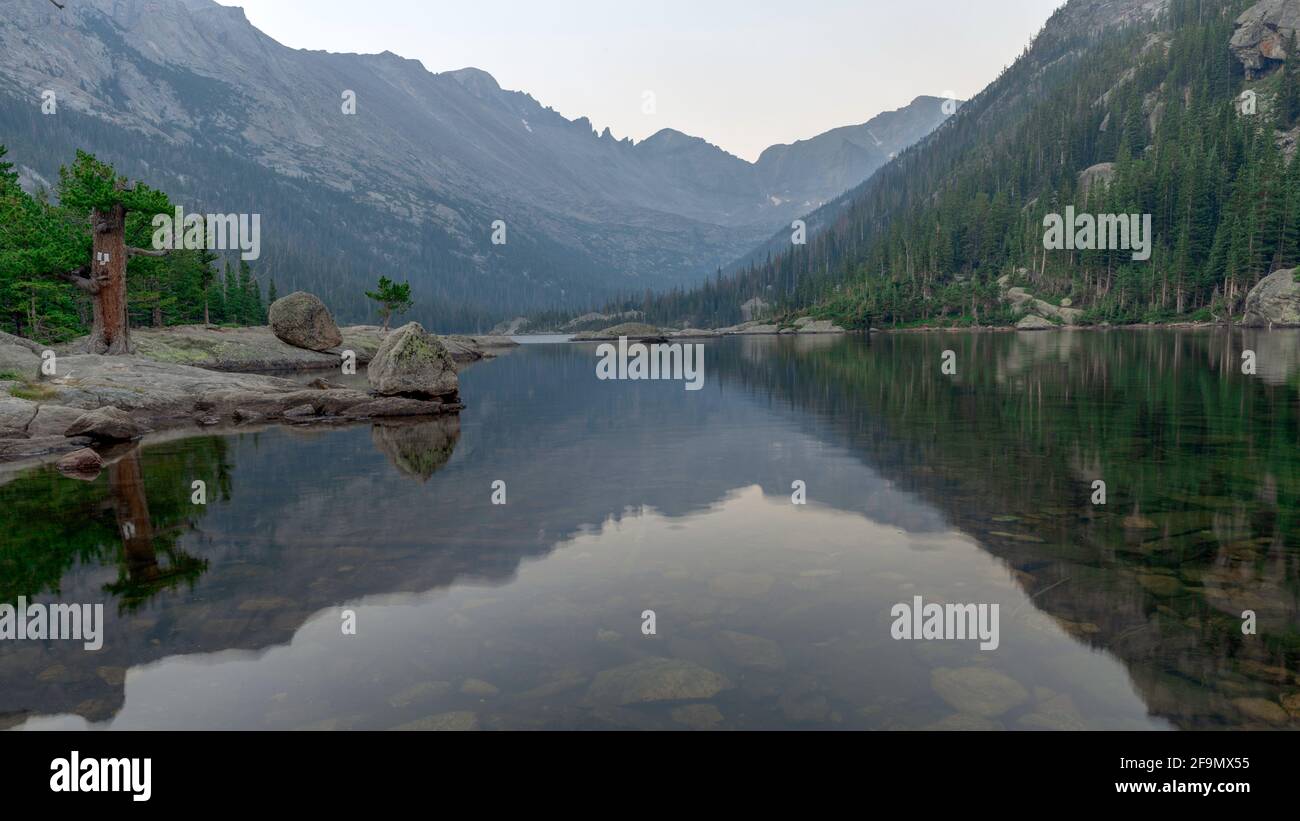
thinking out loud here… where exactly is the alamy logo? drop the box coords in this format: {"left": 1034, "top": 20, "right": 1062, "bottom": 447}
{"left": 596, "top": 337, "right": 704, "bottom": 391}
{"left": 151, "top": 207, "right": 261, "bottom": 261}
{"left": 0, "top": 597, "right": 103, "bottom": 650}
{"left": 50, "top": 752, "right": 151, "bottom": 802}
{"left": 890, "top": 595, "right": 999, "bottom": 651}
{"left": 1043, "top": 206, "right": 1151, "bottom": 261}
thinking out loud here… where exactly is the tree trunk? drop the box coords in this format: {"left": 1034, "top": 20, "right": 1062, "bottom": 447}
{"left": 109, "top": 452, "right": 157, "bottom": 582}
{"left": 87, "top": 205, "right": 132, "bottom": 355}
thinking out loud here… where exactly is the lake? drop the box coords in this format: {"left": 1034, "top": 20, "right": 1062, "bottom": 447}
{"left": 2, "top": 329, "right": 1298, "bottom": 730}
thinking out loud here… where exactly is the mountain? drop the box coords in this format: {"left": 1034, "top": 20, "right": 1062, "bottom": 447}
{"left": 754, "top": 96, "right": 957, "bottom": 210}
{"left": 641, "top": 0, "right": 1300, "bottom": 330}
{"left": 0, "top": 0, "right": 953, "bottom": 329}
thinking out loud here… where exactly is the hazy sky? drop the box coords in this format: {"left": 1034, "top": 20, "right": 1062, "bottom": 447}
{"left": 217, "top": 0, "right": 1065, "bottom": 162}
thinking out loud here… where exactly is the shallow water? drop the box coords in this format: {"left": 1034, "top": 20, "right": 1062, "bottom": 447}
{"left": 2, "top": 330, "right": 1298, "bottom": 730}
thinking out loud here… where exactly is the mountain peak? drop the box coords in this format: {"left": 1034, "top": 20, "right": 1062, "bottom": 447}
{"left": 445, "top": 67, "right": 501, "bottom": 95}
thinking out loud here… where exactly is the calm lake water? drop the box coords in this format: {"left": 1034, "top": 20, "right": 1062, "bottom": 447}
{"left": 2, "top": 330, "right": 1298, "bottom": 730}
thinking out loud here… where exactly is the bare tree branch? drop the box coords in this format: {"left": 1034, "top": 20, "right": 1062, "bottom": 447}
{"left": 57, "top": 266, "right": 102, "bottom": 294}
{"left": 127, "top": 246, "right": 169, "bottom": 258}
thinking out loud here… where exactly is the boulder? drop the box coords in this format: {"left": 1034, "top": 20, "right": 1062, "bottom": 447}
{"left": 1231, "top": 0, "right": 1300, "bottom": 76}
{"left": 586, "top": 658, "right": 732, "bottom": 706}
{"left": 65, "top": 407, "right": 148, "bottom": 442}
{"left": 268, "top": 292, "right": 343, "bottom": 351}
{"left": 367, "top": 323, "right": 459, "bottom": 400}
{"left": 1242, "top": 268, "right": 1300, "bottom": 327}
{"left": 1017, "top": 314, "right": 1056, "bottom": 330}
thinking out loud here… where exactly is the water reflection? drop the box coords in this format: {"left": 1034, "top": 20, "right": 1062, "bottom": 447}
{"left": 1, "top": 330, "right": 1297, "bottom": 729}
{"left": 370, "top": 417, "right": 461, "bottom": 482}
{"left": 103, "top": 450, "right": 209, "bottom": 611}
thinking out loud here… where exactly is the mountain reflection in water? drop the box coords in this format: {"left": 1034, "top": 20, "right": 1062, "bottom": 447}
{"left": 2, "top": 330, "right": 1297, "bottom": 730}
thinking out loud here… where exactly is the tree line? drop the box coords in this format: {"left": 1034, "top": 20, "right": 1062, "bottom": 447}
{"left": 1, "top": 148, "right": 274, "bottom": 344}
{"left": 619, "top": 0, "right": 1300, "bottom": 330}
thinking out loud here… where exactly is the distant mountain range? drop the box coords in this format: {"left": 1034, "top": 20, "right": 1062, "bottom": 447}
{"left": 643, "top": 0, "right": 1300, "bottom": 330}
{"left": 0, "top": 0, "right": 956, "bottom": 328}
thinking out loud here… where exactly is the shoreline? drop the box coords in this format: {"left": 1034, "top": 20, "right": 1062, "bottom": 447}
{"left": 0, "top": 327, "right": 518, "bottom": 473}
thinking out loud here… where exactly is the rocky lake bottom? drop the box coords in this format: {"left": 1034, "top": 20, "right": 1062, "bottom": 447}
{"left": 2, "top": 330, "right": 1299, "bottom": 730}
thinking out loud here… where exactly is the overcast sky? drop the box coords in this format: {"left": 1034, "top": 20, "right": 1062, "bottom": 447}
{"left": 217, "top": 0, "right": 1065, "bottom": 162}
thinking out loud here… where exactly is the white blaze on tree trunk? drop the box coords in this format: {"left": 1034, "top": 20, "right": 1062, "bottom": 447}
{"left": 88, "top": 204, "right": 132, "bottom": 355}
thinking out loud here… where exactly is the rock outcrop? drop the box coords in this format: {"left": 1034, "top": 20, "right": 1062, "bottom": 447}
{"left": 0, "top": 353, "right": 462, "bottom": 466}
{"left": 489, "top": 317, "right": 529, "bottom": 335}
{"left": 0, "top": 331, "right": 43, "bottom": 381}
{"left": 740, "top": 297, "right": 770, "bottom": 322}
{"left": 1231, "top": 0, "right": 1300, "bottom": 76}
{"left": 1078, "top": 162, "right": 1116, "bottom": 195}
{"left": 68, "top": 324, "right": 515, "bottom": 372}
{"left": 572, "top": 323, "right": 669, "bottom": 342}
{"left": 791, "top": 317, "right": 848, "bottom": 334}
{"left": 1017, "top": 314, "right": 1057, "bottom": 330}
{"left": 65, "top": 407, "right": 149, "bottom": 442}
{"left": 1000, "top": 278, "right": 1085, "bottom": 326}
{"left": 268, "top": 292, "right": 344, "bottom": 351}
{"left": 367, "top": 322, "right": 460, "bottom": 400}
{"left": 1242, "top": 268, "right": 1300, "bottom": 327}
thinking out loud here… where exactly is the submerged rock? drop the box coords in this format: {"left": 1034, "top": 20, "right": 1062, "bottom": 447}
{"left": 1016, "top": 693, "right": 1088, "bottom": 730}
{"left": 931, "top": 666, "right": 1029, "bottom": 717}
{"left": 586, "top": 657, "right": 731, "bottom": 705}
{"left": 670, "top": 703, "right": 724, "bottom": 729}
{"left": 1242, "top": 268, "right": 1300, "bottom": 327}
{"left": 460, "top": 678, "right": 500, "bottom": 697}
{"left": 713, "top": 630, "right": 786, "bottom": 671}
{"left": 367, "top": 322, "right": 459, "bottom": 400}
{"left": 268, "top": 292, "right": 343, "bottom": 351}
{"left": 387, "top": 681, "right": 452, "bottom": 709}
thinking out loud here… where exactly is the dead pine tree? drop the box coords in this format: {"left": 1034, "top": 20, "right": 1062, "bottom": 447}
{"left": 54, "top": 152, "right": 171, "bottom": 355}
